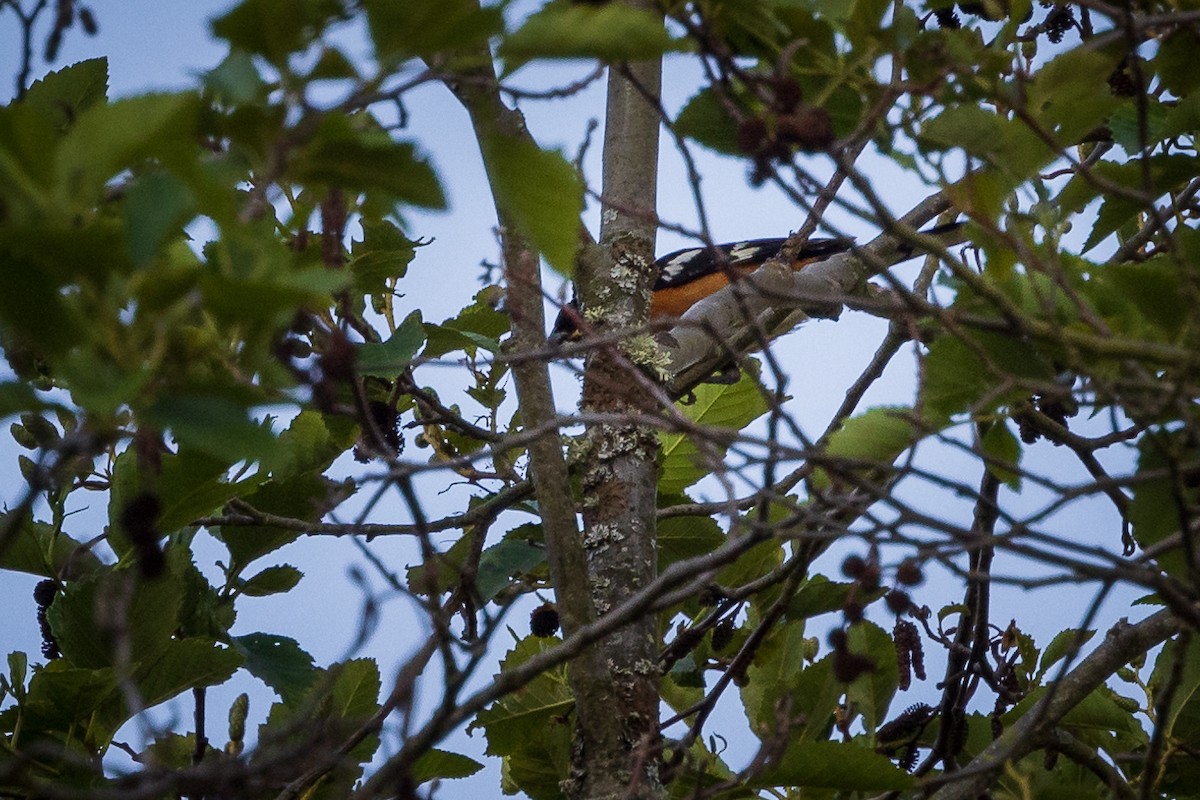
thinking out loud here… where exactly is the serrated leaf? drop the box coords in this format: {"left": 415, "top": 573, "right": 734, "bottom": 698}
{"left": 411, "top": 748, "right": 485, "bottom": 784}
{"left": 785, "top": 575, "right": 884, "bottom": 621}
{"left": 483, "top": 134, "right": 582, "bottom": 276}
{"left": 135, "top": 638, "right": 242, "bottom": 709}
{"left": 742, "top": 620, "right": 819, "bottom": 737}
{"left": 48, "top": 570, "right": 184, "bottom": 670}
{"left": 349, "top": 220, "right": 422, "bottom": 296}
{"left": 293, "top": 118, "right": 445, "bottom": 209}
{"left": 357, "top": 311, "right": 426, "bottom": 377}
{"left": 476, "top": 537, "right": 546, "bottom": 601}
{"left": 473, "top": 637, "right": 573, "bottom": 756}
{"left": 659, "top": 367, "right": 769, "bottom": 493}
{"left": 0, "top": 517, "right": 101, "bottom": 579}
{"left": 657, "top": 513, "right": 725, "bottom": 570}
{"left": 22, "top": 58, "right": 108, "bottom": 133}
{"left": 57, "top": 92, "right": 198, "bottom": 208}
{"left": 233, "top": 633, "right": 316, "bottom": 703}
{"left": 846, "top": 621, "right": 899, "bottom": 735}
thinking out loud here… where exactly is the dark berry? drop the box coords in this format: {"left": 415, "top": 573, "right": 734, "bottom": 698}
{"left": 1043, "top": 6, "right": 1073, "bottom": 43}
{"left": 770, "top": 74, "right": 803, "bottom": 112}
{"left": 776, "top": 105, "right": 835, "bottom": 152}
{"left": 896, "top": 559, "right": 924, "bottom": 586}
{"left": 735, "top": 116, "right": 769, "bottom": 155}
{"left": 319, "top": 329, "right": 357, "bottom": 383}
{"left": 33, "top": 579, "right": 58, "bottom": 608}
{"left": 530, "top": 603, "right": 560, "bottom": 637}
{"left": 710, "top": 619, "right": 735, "bottom": 652}
{"left": 841, "top": 554, "right": 867, "bottom": 580}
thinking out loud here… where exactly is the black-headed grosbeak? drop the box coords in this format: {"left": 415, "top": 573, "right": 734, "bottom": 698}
{"left": 551, "top": 227, "right": 960, "bottom": 342}
{"left": 552, "top": 237, "right": 852, "bottom": 342}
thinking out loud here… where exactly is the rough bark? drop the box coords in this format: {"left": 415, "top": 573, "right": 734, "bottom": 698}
{"left": 574, "top": 7, "right": 666, "bottom": 798}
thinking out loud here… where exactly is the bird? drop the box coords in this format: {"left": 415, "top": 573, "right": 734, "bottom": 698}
{"left": 550, "top": 222, "right": 963, "bottom": 343}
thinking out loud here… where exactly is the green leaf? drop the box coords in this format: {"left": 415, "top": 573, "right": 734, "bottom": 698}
{"left": 501, "top": 2, "right": 671, "bottom": 64}
{"left": 3, "top": 661, "right": 118, "bottom": 747}
{"left": 1149, "top": 635, "right": 1200, "bottom": 740}
{"left": 1037, "top": 628, "right": 1095, "bottom": 683}
{"left": 675, "top": 88, "right": 741, "bottom": 155}
{"left": 134, "top": 638, "right": 242, "bottom": 709}
{"left": 660, "top": 367, "right": 770, "bottom": 493}
{"left": 0, "top": 382, "right": 43, "bottom": 419}
{"left": 742, "top": 620, "right": 822, "bottom": 737}
{"left": 785, "top": 575, "right": 884, "bottom": 621}
{"left": 217, "top": 473, "right": 341, "bottom": 570}
{"left": 364, "top": 0, "right": 502, "bottom": 60}
{"left": 1027, "top": 48, "right": 1123, "bottom": 149}
{"left": 1108, "top": 102, "right": 1171, "bottom": 155}
{"left": 1102, "top": 257, "right": 1191, "bottom": 340}
{"left": 847, "top": 621, "right": 899, "bottom": 735}
{"left": 357, "top": 311, "right": 426, "bottom": 377}
{"left": 0, "top": 517, "right": 101, "bottom": 579}
{"left": 292, "top": 118, "right": 445, "bottom": 209}
{"left": 349, "top": 220, "right": 422, "bottom": 296}
{"left": 239, "top": 564, "right": 303, "bottom": 597}
{"left": 815, "top": 406, "right": 917, "bottom": 490}
{"left": 1128, "top": 434, "right": 1196, "bottom": 579}
{"left": 203, "top": 51, "right": 265, "bottom": 104}
{"left": 750, "top": 740, "right": 914, "bottom": 791}
{"left": 657, "top": 513, "right": 725, "bottom": 571}
{"left": 473, "top": 637, "right": 573, "bottom": 756}
{"left": 48, "top": 570, "right": 184, "bottom": 670}
{"left": 256, "top": 659, "right": 380, "bottom": 798}
{"left": 410, "top": 749, "right": 485, "bottom": 784}
{"left": 1156, "top": 30, "right": 1200, "bottom": 96}
{"left": 147, "top": 395, "right": 276, "bottom": 462}
{"left": 476, "top": 536, "right": 546, "bottom": 601}
{"left": 233, "top": 633, "right": 316, "bottom": 703}
{"left": 22, "top": 58, "right": 108, "bottom": 133}
{"left": 7, "top": 652, "right": 27, "bottom": 701}
{"left": 980, "top": 420, "right": 1021, "bottom": 490}
{"left": 262, "top": 409, "right": 350, "bottom": 480}
{"left": 210, "top": 0, "right": 345, "bottom": 64}
{"left": 483, "top": 134, "right": 583, "bottom": 276}
{"left": 125, "top": 171, "right": 197, "bottom": 267}
{"left": 422, "top": 288, "right": 511, "bottom": 358}
{"left": 57, "top": 92, "right": 198, "bottom": 208}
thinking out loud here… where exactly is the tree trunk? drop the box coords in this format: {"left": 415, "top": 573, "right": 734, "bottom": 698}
{"left": 574, "top": 6, "right": 666, "bottom": 797}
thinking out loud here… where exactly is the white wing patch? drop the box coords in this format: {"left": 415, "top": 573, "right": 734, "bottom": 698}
{"left": 726, "top": 242, "right": 767, "bottom": 262}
